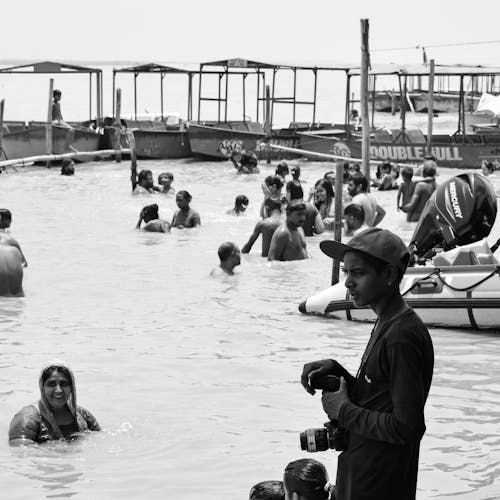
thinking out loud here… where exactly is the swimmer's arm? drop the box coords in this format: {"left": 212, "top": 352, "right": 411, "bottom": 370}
{"left": 313, "top": 213, "right": 325, "bottom": 234}
{"left": 373, "top": 204, "right": 386, "bottom": 227}
{"left": 267, "top": 230, "right": 286, "bottom": 261}
{"left": 242, "top": 223, "right": 262, "bottom": 253}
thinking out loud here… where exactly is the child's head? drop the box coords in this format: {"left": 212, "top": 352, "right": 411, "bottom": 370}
{"left": 249, "top": 480, "right": 285, "bottom": 500}
{"left": 283, "top": 459, "right": 329, "bottom": 500}
{"left": 401, "top": 166, "right": 414, "bottom": 182}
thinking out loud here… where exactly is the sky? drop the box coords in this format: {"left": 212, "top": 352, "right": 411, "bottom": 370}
{"left": 3, "top": 0, "right": 500, "bottom": 66}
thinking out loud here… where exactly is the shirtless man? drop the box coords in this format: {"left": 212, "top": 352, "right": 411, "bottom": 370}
{"left": 210, "top": 242, "right": 241, "bottom": 276}
{"left": 0, "top": 244, "right": 23, "bottom": 296}
{"left": 348, "top": 173, "right": 386, "bottom": 227}
{"left": 268, "top": 201, "right": 308, "bottom": 261}
{"left": 0, "top": 210, "right": 27, "bottom": 267}
{"left": 403, "top": 163, "right": 437, "bottom": 222}
{"left": 242, "top": 198, "right": 282, "bottom": 257}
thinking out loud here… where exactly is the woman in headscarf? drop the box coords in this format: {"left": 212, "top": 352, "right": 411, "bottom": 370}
{"left": 8, "top": 361, "right": 100, "bottom": 445}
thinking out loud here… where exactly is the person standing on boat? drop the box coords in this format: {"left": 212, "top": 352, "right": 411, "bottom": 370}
{"left": 268, "top": 201, "right": 308, "bottom": 261}
{"left": 348, "top": 173, "right": 386, "bottom": 227}
{"left": 301, "top": 228, "right": 434, "bottom": 500}
{"left": 51, "top": 90, "right": 72, "bottom": 129}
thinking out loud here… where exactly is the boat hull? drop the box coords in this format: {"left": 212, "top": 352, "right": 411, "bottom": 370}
{"left": 132, "top": 129, "right": 191, "bottom": 159}
{"left": 188, "top": 123, "right": 265, "bottom": 161}
{"left": 299, "top": 265, "right": 500, "bottom": 329}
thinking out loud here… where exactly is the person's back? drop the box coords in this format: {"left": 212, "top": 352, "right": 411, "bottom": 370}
{"left": 0, "top": 244, "right": 23, "bottom": 296}
{"left": 348, "top": 173, "right": 385, "bottom": 227}
{"left": 351, "top": 192, "right": 378, "bottom": 227}
{"left": 403, "top": 164, "right": 437, "bottom": 222}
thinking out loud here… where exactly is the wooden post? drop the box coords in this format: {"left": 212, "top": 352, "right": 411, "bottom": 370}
{"left": 114, "top": 88, "right": 122, "bottom": 163}
{"left": 264, "top": 85, "right": 272, "bottom": 164}
{"left": 331, "top": 159, "right": 345, "bottom": 285}
{"left": 0, "top": 99, "right": 4, "bottom": 160}
{"left": 360, "top": 19, "right": 370, "bottom": 190}
{"left": 426, "top": 59, "right": 435, "bottom": 156}
{"left": 46, "top": 79, "right": 54, "bottom": 167}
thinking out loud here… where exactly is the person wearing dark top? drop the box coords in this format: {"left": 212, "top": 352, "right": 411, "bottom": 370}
{"left": 301, "top": 228, "right": 434, "bottom": 500}
{"left": 9, "top": 361, "right": 100, "bottom": 445}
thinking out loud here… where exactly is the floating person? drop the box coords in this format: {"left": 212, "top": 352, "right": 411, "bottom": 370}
{"left": 0, "top": 209, "right": 27, "bottom": 267}
{"left": 268, "top": 201, "right": 308, "bottom": 261}
{"left": 157, "top": 172, "right": 175, "bottom": 194}
{"left": 8, "top": 361, "right": 101, "bottom": 445}
{"left": 60, "top": 158, "right": 75, "bottom": 176}
{"left": 210, "top": 242, "right": 241, "bottom": 276}
{"left": 249, "top": 480, "right": 285, "bottom": 500}
{"left": 231, "top": 150, "right": 260, "bottom": 174}
{"left": 171, "top": 190, "right": 201, "bottom": 228}
{"left": 283, "top": 458, "right": 331, "bottom": 500}
{"left": 261, "top": 176, "right": 284, "bottom": 218}
{"left": 242, "top": 197, "right": 282, "bottom": 257}
{"left": 397, "top": 166, "right": 416, "bottom": 217}
{"left": 228, "top": 195, "right": 249, "bottom": 215}
{"left": 136, "top": 204, "right": 171, "bottom": 233}
{"left": 348, "top": 173, "right": 386, "bottom": 227}
{"left": 344, "top": 203, "right": 369, "bottom": 237}
{"left": 302, "top": 228, "right": 434, "bottom": 500}
{"left": 402, "top": 162, "right": 437, "bottom": 222}
{"left": 51, "top": 89, "right": 72, "bottom": 128}
{"left": 286, "top": 180, "right": 324, "bottom": 237}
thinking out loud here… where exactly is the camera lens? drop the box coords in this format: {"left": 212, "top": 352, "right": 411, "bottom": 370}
{"left": 299, "top": 428, "right": 330, "bottom": 452}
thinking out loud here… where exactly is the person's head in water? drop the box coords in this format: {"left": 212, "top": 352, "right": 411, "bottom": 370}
{"left": 344, "top": 203, "right": 365, "bottom": 234}
{"left": 347, "top": 172, "right": 368, "bottom": 197}
{"left": 283, "top": 458, "right": 330, "bottom": 500}
{"left": 217, "top": 241, "right": 241, "bottom": 275}
{"left": 401, "top": 166, "right": 414, "bottom": 183}
{"left": 234, "top": 195, "right": 249, "bottom": 214}
{"left": 0, "top": 209, "right": 12, "bottom": 229}
{"left": 249, "top": 480, "right": 285, "bottom": 500}
{"left": 176, "top": 190, "right": 192, "bottom": 210}
{"left": 141, "top": 204, "right": 159, "bottom": 223}
{"left": 481, "top": 161, "right": 495, "bottom": 176}
{"left": 286, "top": 201, "right": 306, "bottom": 229}
{"left": 286, "top": 180, "right": 304, "bottom": 202}
{"left": 290, "top": 165, "right": 301, "bottom": 181}
{"left": 40, "top": 363, "right": 74, "bottom": 412}
{"left": 60, "top": 159, "right": 75, "bottom": 176}
{"left": 138, "top": 169, "right": 154, "bottom": 189}
{"left": 53, "top": 89, "right": 62, "bottom": 102}
{"left": 266, "top": 175, "right": 284, "bottom": 195}
{"left": 276, "top": 161, "right": 289, "bottom": 179}
{"left": 158, "top": 172, "right": 174, "bottom": 190}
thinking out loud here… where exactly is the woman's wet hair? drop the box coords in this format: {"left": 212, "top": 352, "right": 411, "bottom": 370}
{"left": 283, "top": 458, "right": 329, "bottom": 500}
{"left": 235, "top": 195, "right": 249, "bottom": 207}
{"left": 218, "top": 241, "right": 238, "bottom": 261}
{"left": 314, "top": 179, "right": 334, "bottom": 210}
{"left": 286, "top": 180, "right": 304, "bottom": 201}
{"left": 177, "top": 190, "right": 192, "bottom": 202}
{"left": 266, "top": 176, "right": 283, "bottom": 190}
{"left": 142, "top": 204, "right": 159, "bottom": 222}
{"left": 41, "top": 365, "right": 72, "bottom": 386}
{"left": 276, "top": 161, "right": 289, "bottom": 177}
{"left": 61, "top": 159, "right": 75, "bottom": 175}
{"left": 249, "top": 480, "right": 285, "bottom": 500}
{"left": 291, "top": 165, "right": 301, "bottom": 179}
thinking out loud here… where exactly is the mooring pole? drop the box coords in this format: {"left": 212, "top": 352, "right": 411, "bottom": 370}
{"left": 331, "top": 159, "right": 345, "bottom": 285}
{"left": 360, "top": 19, "right": 371, "bottom": 190}
{"left": 426, "top": 59, "right": 435, "bottom": 157}
{"left": 114, "top": 88, "right": 122, "bottom": 163}
{"left": 46, "top": 79, "right": 54, "bottom": 168}
{"left": 264, "top": 85, "right": 272, "bottom": 164}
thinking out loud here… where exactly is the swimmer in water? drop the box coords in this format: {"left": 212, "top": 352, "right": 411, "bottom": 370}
{"left": 60, "top": 159, "right": 75, "bottom": 176}
{"left": 136, "top": 204, "right": 171, "bottom": 233}
{"left": 242, "top": 197, "right": 283, "bottom": 257}
{"left": 228, "top": 195, "right": 249, "bottom": 215}
{"left": 268, "top": 201, "right": 308, "bottom": 261}
{"left": 171, "top": 191, "right": 201, "bottom": 228}
{"left": 283, "top": 458, "right": 331, "bottom": 500}
{"left": 210, "top": 242, "right": 241, "bottom": 276}
{"left": 0, "top": 209, "right": 27, "bottom": 267}
{"left": 249, "top": 480, "right": 285, "bottom": 500}
{"left": 231, "top": 150, "right": 260, "bottom": 174}
{"left": 8, "top": 361, "right": 100, "bottom": 446}
{"left": 156, "top": 172, "right": 175, "bottom": 194}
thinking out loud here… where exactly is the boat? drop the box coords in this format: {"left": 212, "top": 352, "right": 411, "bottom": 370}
{"left": 297, "top": 64, "right": 500, "bottom": 168}
{"left": 0, "top": 61, "right": 103, "bottom": 161}
{"left": 110, "top": 63, "right": 194, "bottom": 159}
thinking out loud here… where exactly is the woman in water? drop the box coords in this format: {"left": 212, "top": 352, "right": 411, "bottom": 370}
{"left": 171, "top": 190, "right": 201, "bottom": 228}
{"left": 314, "top": 179, "right": 335, "bottom": 220}
{"left": 136, "top": 204, "right": 171, "bottom": 232}
{"left": 8, "top": 361, "right": 100, "bottom": 445}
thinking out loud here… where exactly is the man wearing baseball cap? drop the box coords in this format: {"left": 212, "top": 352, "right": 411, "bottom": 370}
{"left": 301, "top": 228, "right": 434, "bottom": 500}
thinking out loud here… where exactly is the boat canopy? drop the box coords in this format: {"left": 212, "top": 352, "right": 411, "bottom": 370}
{"left": 348, "top": 63, "right": 500, "bottom": 77}
{"left": 113, "top": 62, "right": 194, "bottom": 74}
{"left": 199, "top": 58, "right": 357, "bottom": 72}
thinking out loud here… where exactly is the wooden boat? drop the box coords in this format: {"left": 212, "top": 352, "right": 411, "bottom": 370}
{"left": 299, "top": 263, "right": 500, "bottom": 329}
{"left": 111, "top": 63, "right": 195, "bottom": 159}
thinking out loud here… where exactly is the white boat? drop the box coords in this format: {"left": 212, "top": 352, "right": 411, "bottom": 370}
{"left": 299, "top": 263, "right": 500, "bottom": 330}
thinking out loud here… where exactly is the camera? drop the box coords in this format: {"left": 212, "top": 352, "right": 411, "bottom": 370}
{"left": 299, "top": 374, "right": 348, "bottom": 452}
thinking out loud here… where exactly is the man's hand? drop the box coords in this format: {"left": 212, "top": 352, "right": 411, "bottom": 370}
{"left": 321, "top": 377, "right": 350, "bottom": 420}
{"left": 301, "top": 359, "right": 336, "bottom": 395}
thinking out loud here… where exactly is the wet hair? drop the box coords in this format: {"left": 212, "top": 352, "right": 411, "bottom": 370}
{"left": 218, "top": 241, "right": 238, "bottom": 261}
{"left": 314, "top": 178, "right": 334, "bottom": 210}
{"left": 265, "top": 197, "right": 282, "bottom": 214}
{"left": 401, "top": 166, "right": 414, "bottom": 181}
{"left": 176, "top": 190, "right": 192, "bottom": 202}
{"left": 344, "top": 203, "right": 365, "bottom": 222}
{"left": 158, "top": 172, "right": 174, "bottom": 182}
{"left": 61, "top": 159, "right": 75, "bottom": 175}
{"left": 53, "top": 89, "right": 62, "bottom": 98}
{"left": 41, "top": 365, "right": 72, "bottom": 387}
{"left": 349, "top": 163, "right": 361, "bottom": 173}
{"left": 142, "top": 204, "right": 159, "bottom": 222}
{"left": 0, "top": 209, "right": 12, "bottom": 221}
{"left": 422, "top": 164, "right": 436, "bottom": 178}
{"left": 283, "top": 459, "right": 329, "bottom": 500}
{"left": 483, "top": 161, "right": 495, "bottom": 173}
{"left": 276, "top": 161, "right": 289, "bottom": 178}
{"left": 286, "top": 180, "right": 304, "bottom": 201}
{"left": 249, "top": 480, "right": 285, "bottom": 500}
{"left": 349, "top": 172, "right": 368, "bottom": 192}
{"left": 267, "top": 176, "right": 283, "bottom": 190}
{"left": 286, "top": 201, "right": 306, "bottom": 214}
{"left": 235, "top": 195, "right": 249, "bottom": 207}
{"left": 138, "top": 169, "right": 153, "bottom": 183}
{"left": 290, "top": 165, "right": 301, "bottom": 179}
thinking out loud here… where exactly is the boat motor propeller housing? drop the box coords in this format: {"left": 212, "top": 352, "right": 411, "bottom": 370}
{"left": 410, "top": 173, "right": 497, "bottom": 258}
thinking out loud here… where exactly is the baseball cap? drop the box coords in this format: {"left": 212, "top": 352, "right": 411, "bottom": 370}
{"left": 320, "top": 228, "right": 410, "bottom": 274}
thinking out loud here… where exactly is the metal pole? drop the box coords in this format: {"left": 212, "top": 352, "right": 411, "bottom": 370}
{"left": 160, "top": 73, "right": 164, "bottom": 121}
{"left": 345, "top": 74, "right": 351, "bottom": 138}
{"left": 188, "top": 73, "right": 193, "bottom": 121}
{"left": 198, "top": 67, "right": 203, "bottom": 122}
{"left": 218, "top": 73, "right": 222, "bottom": 122}
{"left": 271, "top": 68, "right": 276, "bottom": 126}
{"left": 224, "top": 69, "right": 228, "bottom": 123}
{"left": 256, "top": 69, "right": 260, "bottom": 123}
{"left": 360, "top": 18, "right": 371, "bottom": 189}
{"left": 242, "top": 74, "right": 246, "bottom": 121}
{"left": 134, "top": 73, "right": 138, "bottom": 120}
{"left": 292, "top": 67, "right": 297, "bottom": 123}
{"left": 312, "top": 68, "right": 318, "bottom": 125}
{"left": 89, "top": 73, "right": 92, "bottom": 122}
{"left": 112, "top": 71, "right": 116, "bottom": 118}
{"left": 46, "top": 78, "right": 54, "bottom": 166}
{"left": 426, "top": 59, "right": 435, "bottom": 156}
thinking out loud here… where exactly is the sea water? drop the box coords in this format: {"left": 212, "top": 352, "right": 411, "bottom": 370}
{"left": 0, "top": 159, "right": 499, "bottom": 499}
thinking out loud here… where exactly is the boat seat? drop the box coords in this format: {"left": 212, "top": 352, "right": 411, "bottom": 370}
{"left": 432, "top": 239, "right": 498, "bottom": 266}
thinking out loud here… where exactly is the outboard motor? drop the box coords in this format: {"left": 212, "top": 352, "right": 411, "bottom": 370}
{"left": 410, "top": 173, "right": 497, "bottom": 259}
